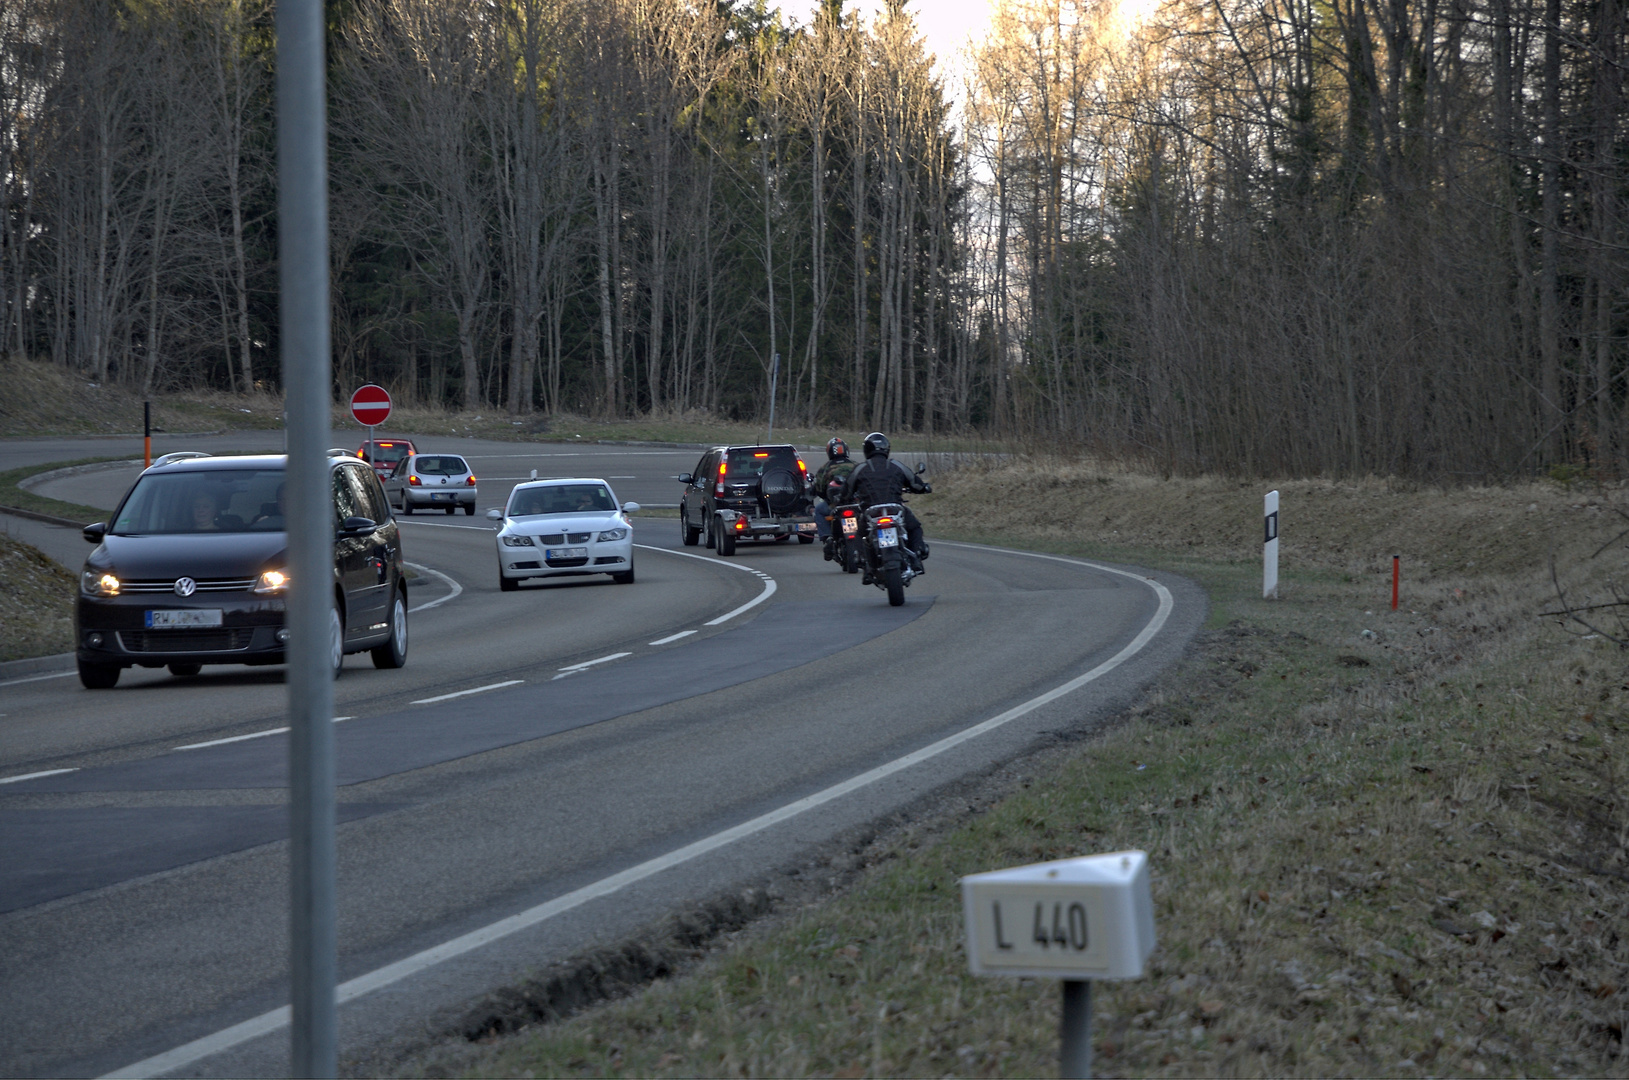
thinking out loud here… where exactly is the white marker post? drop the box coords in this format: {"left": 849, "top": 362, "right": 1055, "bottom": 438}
{"left": 1263, "top": 489, "right": 1279, "bottom": 599}
{"left": 962, "top": 851, "right": 1156, "bottom": 1079}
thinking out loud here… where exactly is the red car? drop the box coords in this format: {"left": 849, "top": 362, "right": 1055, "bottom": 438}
{"left": 356, "top": 438, "right": 415, "bottom": 483}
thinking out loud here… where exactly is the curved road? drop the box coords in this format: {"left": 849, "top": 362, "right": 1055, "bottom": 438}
{"left": 0, "top": 436, "right": 1204, "bottom": 1077}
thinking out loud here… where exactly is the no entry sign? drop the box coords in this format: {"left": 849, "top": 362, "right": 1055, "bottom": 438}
{"left": 350, "top": 384, "right": 392, "bottom": 428}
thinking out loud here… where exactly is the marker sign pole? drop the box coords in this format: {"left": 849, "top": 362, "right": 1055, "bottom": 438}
{"left": 962, "top": 851, "right": 1156, "bottom": 1079}
{"left": 350, "top": 385, "right": 392, "bottom": 470}
{"left": 1264, "top": 490, "right": 1279, "bottom": 599}
{"left": 766, "top": 352, "right": 779, "bottom": 441}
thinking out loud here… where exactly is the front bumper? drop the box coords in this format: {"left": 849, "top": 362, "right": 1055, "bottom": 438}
{"left": 497, "top": 539, "right": 633, "bottom": 579}
{"left": 76, "top": 593, "right": 289, "bottom": 667}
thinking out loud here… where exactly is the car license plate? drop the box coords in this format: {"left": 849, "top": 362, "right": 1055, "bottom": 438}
{"left": 433, "top": 492, "right": 452, "bottom": 501}
{"left": 146, "top": 609, "right": 223, "bottom": 628}
{"left": 546, "top": 547, "right": 586, "bottom": 559}
{"left": 876, "top": 527, "right": 899, "bottom": 547}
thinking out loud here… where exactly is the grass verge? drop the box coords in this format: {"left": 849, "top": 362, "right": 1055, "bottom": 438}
{"left": 0, "top": 535, "right": 75, "bottom": 661}
{"left": 0, "top": 457, "right": 125, "bottom": 524}
{"left": 392, "top": 464, "right": 1628, "bottom": 1079}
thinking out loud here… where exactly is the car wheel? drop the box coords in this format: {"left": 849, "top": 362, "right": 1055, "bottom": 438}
{"left": 464, "top": 504, "right": 475, "bottom": 516}
{"left": 167, "top": 662, "right": 202, "bottom": 677}
{"left": 499, "top": 574, "right": 519, "bottom": 592}
{"left": 400, "top": 501, "right": 412, "bottom": 516}
{"left": 329, "top": 600, "right": 345, "bottom": 676}
{"left": 611, "top": 559, "right": 635, "bottom": 584}
{"left": 371, "top": 588, "right": 409, "bottom": 668}
{"left": 681, "top": 508, "right": 700, "bottom": 547}
{"left": 77, "top": 658, "right": 120, "bottom": 689}
{"left": 717, "top": 518, "right": 736, "bottom": 556}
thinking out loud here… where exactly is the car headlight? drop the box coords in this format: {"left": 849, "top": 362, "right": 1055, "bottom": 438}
{"left": 81, "top": 571, "right": 120, "bottom": 597}
{"left": 254, "top": 569, "right": 289, "bottom": 594}
{"left": 501, "top": 534, "right": 534, "bottom": 547}
{"left": 596, "top": 528, "right": 628, "bottom": 542}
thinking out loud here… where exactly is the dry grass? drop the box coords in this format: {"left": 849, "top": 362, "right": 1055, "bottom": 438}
{"left": 392, "top": 461, "right": 1629, "bottom": 1079}
{"left": 0, "top": 535, "right": 74, "bottom": 661}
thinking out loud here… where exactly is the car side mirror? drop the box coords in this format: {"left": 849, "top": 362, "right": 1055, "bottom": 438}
{"left": 675, "top": 473, "right": 694, "bottom": 485}
{"left": 622, "top": 501, "right": 641, "bottom": 513}
{"left": 83, "top": 521, "right": 107, "bottom": 544}
{"left": 486, "top": 508, "right": 503, "bottom": 521}
{"left": 916, "top": 462, "right": 927, "bottom": 474}
{"left": 339, "top": 515, "right": 375, "bottom": 535}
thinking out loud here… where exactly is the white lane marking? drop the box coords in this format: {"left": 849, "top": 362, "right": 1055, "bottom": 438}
{"left": 395, "top": 519, "right": 493, "bottom": 531}
{"left": 636, "top": 544, "right": 778, "bottom": 626}
{"left": 410, "top": 680, "right": 522, "bottom": 705}
{"left": 0, "top": 768, "right": 78, "bottom": 785}
{"left": 404, "top": 562, "right": 463, "bottom": 613}
{"left": 171, "top": 716, "right": 353, "bottom": 752}
{"left": 649, "top": 630, "right": 696, "bottom": 646}
{"left": 99, "top": 546, "right": 1174, "bottom": 1080}
{"left": 0, "top": 670, "right": 75, "bottom": 686}
{"left": 173, "top": 728, "right": 288, "bottom": 751}
{"left": 557, "top": 652, "right": 631, "bottom": 672}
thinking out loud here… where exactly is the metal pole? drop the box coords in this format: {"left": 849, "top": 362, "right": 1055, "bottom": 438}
{"left": 277, "top": 0, "right": 336, "bottom": 1072}
{"left": 1060, "top": 979, "right": 1092, "bottom": 1079}
{"left": 143, "top": 402, "right": 151, "bottom": 468}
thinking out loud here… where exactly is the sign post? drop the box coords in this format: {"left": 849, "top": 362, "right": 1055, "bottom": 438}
{"left": 962, "top": 851, "right": 1156, "bottom": 1079}
{"left": 1263, "top": 490, "right": 1279, "bottom": 599}
{"left": 766, "top": 352, "right": 780, "bottom": 441}
{"left": 349, "top": 384, "right": 392, "bottom": 468}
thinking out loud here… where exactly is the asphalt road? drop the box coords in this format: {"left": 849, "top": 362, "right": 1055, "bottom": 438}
{"left": 0, "top": 435, "right": 1204, "bottom": 1078}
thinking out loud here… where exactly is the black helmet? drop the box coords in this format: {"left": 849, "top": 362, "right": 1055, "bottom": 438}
{"left": 862, "top": 432, "right": 890, "bottom": 459}
{"left": 826, "top": 437, "right": 848, "bottom": 461}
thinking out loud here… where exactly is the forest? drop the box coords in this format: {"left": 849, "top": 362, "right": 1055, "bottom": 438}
{"left": 1, "top": 0, "right": 1625, "bottom": 478}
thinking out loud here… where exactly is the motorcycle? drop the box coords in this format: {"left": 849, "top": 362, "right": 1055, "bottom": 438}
{"left": 856, "top": 465, "right": 931, "bottom": 606}
{"left": 822, "top": 502, "right": 863, "bottom": 573}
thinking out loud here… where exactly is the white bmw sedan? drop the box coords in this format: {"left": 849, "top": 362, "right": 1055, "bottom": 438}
{"left": 488, "top": 478, "right": 640, "bottom": 591}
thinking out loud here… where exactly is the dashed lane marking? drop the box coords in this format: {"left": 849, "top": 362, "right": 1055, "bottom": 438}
{"left": 409, "top": 681, "right": 522, "bottom": 705}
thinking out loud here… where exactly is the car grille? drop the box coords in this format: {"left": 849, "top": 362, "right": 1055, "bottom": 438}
{"left": 538, "top": 533, "right": 591, "bottom": 545}
{"left": 120, "top": 577, "right": 258, "bottom": 594}
{"left": 119, "top": 629, "right": 255, "bottom": 653}
{"left": 544, "top": 557, "right": 589, "bottom": 568}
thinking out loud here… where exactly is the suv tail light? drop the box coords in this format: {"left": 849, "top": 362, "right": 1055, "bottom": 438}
{"left": 716, "top": 461, "right": 726, "bottom": 497}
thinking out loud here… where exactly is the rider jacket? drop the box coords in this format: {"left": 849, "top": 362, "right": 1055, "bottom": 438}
{"left": 839, "top": 456, "right": 922, "bottom": 508}
{"left": 811, "top": 455, "right": 855, "bottom": 503}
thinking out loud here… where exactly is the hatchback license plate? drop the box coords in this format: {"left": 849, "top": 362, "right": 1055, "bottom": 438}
{"left": 433, "top": 492, "right": 452, "bottom": 500}
{"left": 546, "top": 547, "right": 587, "bottom": 559}
{"left": 876, "top": 527, "right": 899, "bottom": 547}
{"left": 146, "top": 609, "right": 223, "bottom": 628}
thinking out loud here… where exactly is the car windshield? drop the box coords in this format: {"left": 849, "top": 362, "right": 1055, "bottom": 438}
{"left": 508, "top": 484, "right": 616, "bottom": 516}
{"left": 112, "top": 470, "right": 287, "bottom": 535}
{"left": 412, "top": 456, "right": 467, "bottom": 475}
{"left": 725, "top": 447, "right": 799, "bottom": 477}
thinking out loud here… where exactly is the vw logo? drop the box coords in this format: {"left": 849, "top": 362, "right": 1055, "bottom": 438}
{"left": 173, "top": 577, "right": 197, "bottom": 597}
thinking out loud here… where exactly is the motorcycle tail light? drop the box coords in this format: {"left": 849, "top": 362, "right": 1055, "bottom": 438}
{"left": 876, "top": 516, "right": 894, "bottom": 527}
{"left": 841, "top": 508, "right": 855, "bottom": 517}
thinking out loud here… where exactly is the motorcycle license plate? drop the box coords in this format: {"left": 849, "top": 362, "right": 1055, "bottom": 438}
{"left": 876, "top": 527, "right": 899, "bottom": 547}
{"left": 546, "top": 547, "right": 586, "bottom": 559}
{"left": 841, "top": 518, "right": 858, "bottom": 536}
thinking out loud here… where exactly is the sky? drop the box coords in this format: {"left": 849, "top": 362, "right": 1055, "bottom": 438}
{"left": 814, "top": 0, "right": 994, "bottom": 80}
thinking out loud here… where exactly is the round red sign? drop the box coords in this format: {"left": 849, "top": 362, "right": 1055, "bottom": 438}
{"left": 350, "top": 384, "right": 392, "bottom": 427}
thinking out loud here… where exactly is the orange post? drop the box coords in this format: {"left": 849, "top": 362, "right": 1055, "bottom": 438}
{"left": 143, "top": 401, "right": 151, "bottom": 467}
{"left": 1391, "top": 555, "right": 1400, "bottom": 611}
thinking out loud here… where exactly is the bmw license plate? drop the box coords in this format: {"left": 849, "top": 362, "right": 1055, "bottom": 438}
{"left": 146, "top": 609, "right": 223, "bottom": 628}
{"left": 546, "top": 547, "right": 586, "bottom": 559}
{"left": 876, "top": 527, "right": 899, "bottom": 548}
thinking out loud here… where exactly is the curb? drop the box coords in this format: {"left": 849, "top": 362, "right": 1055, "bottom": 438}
{"left": 0, "top": 652, "right": 75, "bottom": 681}
{"left": 18, "top": 458, "right": 143, "bottom": 494}
{"left": 0, "top": 505, "right": 89, "bottom": 527}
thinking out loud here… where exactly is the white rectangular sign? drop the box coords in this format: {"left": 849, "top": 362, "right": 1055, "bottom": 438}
{"left": 961, "top": 850, "right": 1155, "bottom": 980}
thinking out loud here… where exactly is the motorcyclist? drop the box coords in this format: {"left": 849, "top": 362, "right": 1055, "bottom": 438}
{"left": 838, "top": 431, "right": 928, "bottom": 561}
{"left": 810, "top": 437, "right": 857, "bottom": 546}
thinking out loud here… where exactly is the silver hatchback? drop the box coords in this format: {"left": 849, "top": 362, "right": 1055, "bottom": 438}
{"left": 385, "top": 453, "right": 478, "bottom": 515}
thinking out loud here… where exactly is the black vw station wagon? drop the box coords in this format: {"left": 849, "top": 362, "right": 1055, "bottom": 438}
{"left": 74, "top": 452, "right": 409, "bottom": 688}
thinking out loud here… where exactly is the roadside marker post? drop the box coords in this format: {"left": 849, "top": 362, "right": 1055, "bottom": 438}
{"left": 962, "top": 851, "right": 1156, "bottom": 1079}
{"left": 1263, "top": 490, "right": 1279, "bottom": 599}
{"left": 143, "top": 402, "right": 151, "bottom": 468}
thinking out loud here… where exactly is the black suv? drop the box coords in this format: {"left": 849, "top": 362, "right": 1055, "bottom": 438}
{"left": 676, "top": 445, "right": 816, "bottom": 555}
{"left": 75, "top": 453, "right": 409, "bottom": 688}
